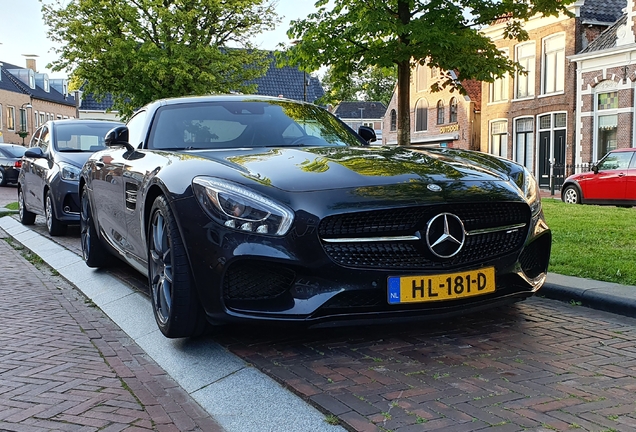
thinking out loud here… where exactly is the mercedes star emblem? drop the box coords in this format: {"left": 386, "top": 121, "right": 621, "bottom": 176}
{"left": 425, "top": 213, "right": 466, "bottom": 258}
{"left": 427, "top": 184, "right": 442, "bottom": 192}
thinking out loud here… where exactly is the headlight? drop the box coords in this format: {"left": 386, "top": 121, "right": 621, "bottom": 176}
{"left": 192, "top": 177, "right": 294, "bottom": 236}
{"left": 59, "top": 162, "right": 81, "bottom": 181}
{"left": 521, "top": 167, "right": 541, "bottom": 215}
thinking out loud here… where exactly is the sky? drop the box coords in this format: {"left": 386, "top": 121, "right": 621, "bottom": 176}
{"left": 0, "top": 0, "right": 318, "bottom": 78}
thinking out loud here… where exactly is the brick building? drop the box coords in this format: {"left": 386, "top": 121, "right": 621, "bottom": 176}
{"left": 570, "top": 0, "right": 636, "bottom": 167}
{"left": 480, "top": 0, "right": 625, "bottom": 189}
{"left": 0, "top": 59, "right": 77, "bottom": 145}
{"left": 382, "top": 66, "right": 482, "bottom": 149}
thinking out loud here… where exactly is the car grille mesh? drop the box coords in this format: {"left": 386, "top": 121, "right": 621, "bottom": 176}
{"left": 319, "top": 203, "right": 530, "bottom": 270}
{"left": 223, "top": 261, "right": 296, "bottom": 300}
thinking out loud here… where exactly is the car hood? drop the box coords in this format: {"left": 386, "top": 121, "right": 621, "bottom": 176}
{"left": 188, "top": 146, "right": 516, "bottom": 193}
{"left": 55, "top": 151, "right": 94, "bottom": 167}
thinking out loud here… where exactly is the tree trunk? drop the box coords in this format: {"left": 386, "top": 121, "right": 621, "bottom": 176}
{"left": 397, "top": 60, "right": 411, "bottom": 146}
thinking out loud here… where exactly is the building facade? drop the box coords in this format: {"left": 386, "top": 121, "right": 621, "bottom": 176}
{"left": 480, "top": 0, "right": 625, "bottom": 189}
{"left": 570, "top": 1, "right": 636, "bottom": 167}
{"left": 0, "top": 59, "right": 77, "bottom": 145}
{"left": 382, "top": 66, "right": 481, "bottom": 150}
{"left": 333, "top": 101, "right": 387, "bottom": 142}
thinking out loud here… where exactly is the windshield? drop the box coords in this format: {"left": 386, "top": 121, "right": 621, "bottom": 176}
{"left": 148, "top": 100, "right": 366, "bottom": 150}
{"left": 54, "top": 123, "right": 118, "bottom": 152}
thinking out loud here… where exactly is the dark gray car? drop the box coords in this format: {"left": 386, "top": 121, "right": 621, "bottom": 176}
{"left": 0, "top": 144, "right": 27, "bottom": 186}
{"left": 18, "top": 119, "right": 123, "bottom": 235}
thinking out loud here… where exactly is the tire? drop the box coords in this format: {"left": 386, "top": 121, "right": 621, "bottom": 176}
{"left": 562, "top": 185, "right": 580, "bottom": 204}
{"left": 148, "top": 195, "right": 207, "bottom": 338}
{"left": 0, "top": 168, "right": 6, "bottom": 186}
{"left": 45, "top": 190, "right": 67, "bottom": 236}
{"left": 18, "top": 187, "right": 36, "bottom": 225}
{"left": 80, "top": 187, "right": 114, "bottom": 267}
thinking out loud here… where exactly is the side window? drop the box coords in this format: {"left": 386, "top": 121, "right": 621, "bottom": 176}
{"left": 29, "top": 128, "right": 43, "bottom": 148}
{"left": 598, "top": 152, "right": 633, "bottom": 171}
{"left": 126, "top": 110, "right": 148, "bottom": 148}
{"left": 39, "top": 127, "right": 51, "bottom": 152}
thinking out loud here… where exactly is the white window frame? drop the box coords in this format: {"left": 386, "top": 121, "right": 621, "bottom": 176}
{"left": 515, "top": 42, "right": 536, "bottom": 99}
{"left": 7, "top": 106, "right": 16, "bottom": 131}
{"left": 513, "top": 116, "right": 535, "bottom": 170}
{"left": 489, "top": 119, "right": 508, "bottom": 158}
{"left": 542, "top": 34, "right": 565, "bottom": 95}
{"left": 490, "top": 48, "right": 509, "bottom": 103}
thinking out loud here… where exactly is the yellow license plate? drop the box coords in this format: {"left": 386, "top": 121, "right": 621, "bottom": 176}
{"left": 387, "top": 267, "right": 496, "bottom": 304}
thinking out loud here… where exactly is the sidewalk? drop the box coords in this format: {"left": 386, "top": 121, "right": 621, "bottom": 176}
{"left": 0, "top": 227, "right": 223, "bottom": 431}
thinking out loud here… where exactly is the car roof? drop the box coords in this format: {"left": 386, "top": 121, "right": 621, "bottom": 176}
{"left": 610, "top": 148, "right": 636, "bottom": 153}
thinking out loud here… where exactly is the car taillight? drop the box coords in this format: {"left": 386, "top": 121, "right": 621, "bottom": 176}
{"left": 14, "top": 161, "right": 22, "bottom": 169}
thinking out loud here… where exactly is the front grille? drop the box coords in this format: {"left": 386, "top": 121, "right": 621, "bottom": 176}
{"left": 223, "top": 261, "right": 296, "bottom": 300}
{"left": 320, "top": 203, "right": 530, "bottom": 270}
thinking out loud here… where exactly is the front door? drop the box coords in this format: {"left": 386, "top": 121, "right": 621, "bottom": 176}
{"left": 538, "top": 131, "right": 550, "bottom": 188}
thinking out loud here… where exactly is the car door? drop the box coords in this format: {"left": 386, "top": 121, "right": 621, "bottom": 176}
{"left": 625, "top": 151, "right": 636, "bottom": 201}
{"left": 581, "top": 151, "right": 632, "bottom": 201}
{"left": 23, "top": 126, "right": 50, "bottom": 212}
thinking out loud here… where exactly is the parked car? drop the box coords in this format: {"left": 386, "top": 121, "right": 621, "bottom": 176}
{"left": 561, "top": 148, "right": 636, "bottom": 206}
{"left": 18, "top": 119, "right": 123, "bottom": 235}
{"left": 80, "top": 95, "right": 552, "bottom": 338}
{"left": 0, "top": 143, "right": 27, "bottom": 186}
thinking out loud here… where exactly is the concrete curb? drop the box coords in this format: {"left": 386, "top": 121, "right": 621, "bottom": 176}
{"left": 541, "top": 273, "right": 636, "bottom": 318}
{"left": 0, "top": 215, "right": 344, "bottom": 432}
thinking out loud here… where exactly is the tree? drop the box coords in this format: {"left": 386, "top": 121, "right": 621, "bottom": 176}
{"left": 43, "top": 0, "right": 279, "bottom": 119}
{"left": 318, "top": 64, "right": 396, "bottom": 107}
{"left": 286, "top": 0, "right": 573, "bottom": 146}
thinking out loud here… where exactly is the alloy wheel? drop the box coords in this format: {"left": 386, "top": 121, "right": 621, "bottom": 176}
{"left": 563, "top": 188, "right": 578, "bottom": 204}
{"left": 19, "top": 190, "right": 25, "bottom": 219}
{"left": 80, "top": 194, "right": 90, "bottom": 261}
{"left": 45, "top": 194, "right": 53, "bottom": 232}
{"left": 149, "top": 211, "right": 172, "bottom": 325}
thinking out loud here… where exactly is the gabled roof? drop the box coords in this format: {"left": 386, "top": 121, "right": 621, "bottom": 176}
{"left": 248, "top": 53, "right": 325, "bottom": 103}
{"left": 0, "top": 61, "right": 76, "bottom": 107}
{"left": 581, "top": 0, "right": 626, "bottom": 25}
{"left": 333, "top": 101, "right": 387, "bottom": 119}
{"left": 579, "top": 13, "right": 628, "bottom": 53}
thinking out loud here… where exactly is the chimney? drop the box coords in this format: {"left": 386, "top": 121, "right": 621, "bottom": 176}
{"left": 26, "top": 58, "right": 37, "bottom": 72}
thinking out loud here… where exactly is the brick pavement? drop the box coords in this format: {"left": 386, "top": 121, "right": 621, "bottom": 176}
{"left": 216, "top": 300, "right": 636, "bottom": 432}
{"left": 0, "top": 229, "right": 224, "bottom": 432}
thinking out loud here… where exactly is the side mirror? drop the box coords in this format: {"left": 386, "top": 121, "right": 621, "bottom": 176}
{"left": 592, "top": 163, "right": 599, "bottom": 174}
{"left": 24, "top": 147, "right": 45, "bottom": 159}
{"left": 105, "top": 126, "right": 134, "bottom": 152}
{"left": 357, "top": 125, "right": 377, "bottom": 144}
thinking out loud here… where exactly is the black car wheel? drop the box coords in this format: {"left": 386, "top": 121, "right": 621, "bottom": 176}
{"left": 562, "top": 185, "right": 580, "bottom": 204}
{"left": 45, "top": 190, "right": 67, "bottom": 236}
{"left": 80, "top": 187, "right": 114, "bottom": 267}
{"left": 18, "top": 188, "right": 36, "bottom": 225}
{"left": 0, "top": 168, "right": 6, "bottom": 186}
{"left": 148, "top": 195, "right": 207, "bottom": 338}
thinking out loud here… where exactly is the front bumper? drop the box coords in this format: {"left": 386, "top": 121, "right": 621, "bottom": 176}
{"left": 176, "top": 198, "right": 552, "bottom": 326}
{"left": 50, "top": 177, "right": 81, "bottom": 223}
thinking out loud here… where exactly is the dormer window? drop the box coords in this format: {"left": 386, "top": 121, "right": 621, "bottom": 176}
{"left": 44, "top": 77, "right": 50, "bottom": 92}
{"left": 28, "top": 70, "right": 35, "bottom": 89}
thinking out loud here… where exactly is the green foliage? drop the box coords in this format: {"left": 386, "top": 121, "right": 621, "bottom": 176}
{"left": 42, "top": 0, "right": 279, "bottom": 119}
{"left": 542, "top": 200, "right": 636, "bottom": 285}
{"left": 317, "top": 64, "right": 396, "bottom": 107}
{"left": 285, "top": 0, "right": 573, "bottom": 145}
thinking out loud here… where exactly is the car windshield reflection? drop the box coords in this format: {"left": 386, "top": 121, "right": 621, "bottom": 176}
{"left": 148, "top": 100, "right": 365, "bottom": 150}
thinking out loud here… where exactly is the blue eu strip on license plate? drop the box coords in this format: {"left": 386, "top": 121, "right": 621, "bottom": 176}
{"left": 387, "top": 267, "right": 496, "bottom": 304}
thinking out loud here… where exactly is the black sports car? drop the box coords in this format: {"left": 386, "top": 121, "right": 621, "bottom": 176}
{"left": 80, "top": 95, "right": 551, "bottom": 338}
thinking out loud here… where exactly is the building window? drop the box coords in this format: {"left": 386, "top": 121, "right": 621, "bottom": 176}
{"left": 449, "top": 98, "right": 458, "bottom": 123}
{"left": 490, "top": 48, "right": 509, "bottom": 103}
{"left": 515, "top": 118, "right": 534, "bottom": 169}
{"left": 6, "top": 106, "right": 15, "bottom": 131}
{"left": 490, "top": 120, "right": 508, "bottom": 158}
{"left": 416, "top": 65, "right": 427, "bottom": 92}
{"left": 390, "top": 109, "right": 397, "bottom": 131}
{"left": 436, "top": 100, "right": 445, "bottom": 125}
{"left": 542, "top": 34, "right": 565, "bottom": 94}
{"left": 39, "top": 112, "right": 45, "bottom": 125}
{"left": 596, "top": 90, "right": 619, "bottom": 160}
{"left": 415, "top": 99, "right": 428, "bottom": 131}
{"left": 19, "top": 108, "right": 28, "bottom": 132}
{"left": 0, "top": 104, "right": 3, "bottom": 130}
{"left": 516, "top": 42, "right": 535, "bottom": 99}
{"left": 431, "top": 66, "right": 439, "bottom": 79}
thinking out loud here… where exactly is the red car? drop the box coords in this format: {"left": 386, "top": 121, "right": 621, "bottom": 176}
{"left": 561, "top": 148, "right": 636, "bottom": 206}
